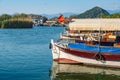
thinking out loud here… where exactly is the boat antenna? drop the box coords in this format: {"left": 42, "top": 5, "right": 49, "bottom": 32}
{"left": 96, "top": 16, "right": 105, "bottom": 63}
{"left": 98, "top": 22, "right": 101, "bottom": 54}
{"left": 94, "top": 16, "right": 103, "bottom": 61}
{"left": 98, "top": 12, "right": 103, "bottom": 54}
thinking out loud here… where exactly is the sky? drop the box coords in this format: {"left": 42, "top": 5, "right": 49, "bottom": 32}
{"left": 0, "top": 0, "right": 120, "bottom": 15}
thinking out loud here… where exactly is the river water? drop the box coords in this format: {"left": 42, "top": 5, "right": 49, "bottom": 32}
{"left": 0, "top": 26, "right": 119, "bottom": 80}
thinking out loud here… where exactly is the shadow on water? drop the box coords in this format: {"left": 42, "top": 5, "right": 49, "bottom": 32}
{"left": 50, "top": 61, "right": 120, "bottom": 80}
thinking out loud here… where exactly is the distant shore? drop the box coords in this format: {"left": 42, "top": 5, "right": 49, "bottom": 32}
{"left": 0, "top": 13, "right": 33, "bottom": 28}
{"left": 0, "top": 20, "right": 33, "bottom": 28}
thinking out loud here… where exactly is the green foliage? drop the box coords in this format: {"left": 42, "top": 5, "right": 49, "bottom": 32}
{"left": 42, "top": 16, "right": 48, "bottom": 23}
{"left": 0, "top": 14, "right": 11, "bottom": 21}
{"left": 12, "top": 13, "right": 28, "bottom": 19}
{"left": 0, "top": 13, "right": 30, "bottom": 21}
{"left": 0, "top": 13, "right": 33, "bottom": 28}
{"left": 2, "top": 20, "right": 33, "bottom": 28}
{"left": 106, "top": 13, "right": 120, "bottom": 18}
{"left": 0, "top": 21, "right": 2, "bottom": 28}
{"left": 69, "top": 14, "right": 78, "bottom": 19}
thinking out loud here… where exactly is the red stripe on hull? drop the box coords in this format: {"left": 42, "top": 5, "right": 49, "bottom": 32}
{"left": 56, "top": 45, "right": 120, "bottom": 61}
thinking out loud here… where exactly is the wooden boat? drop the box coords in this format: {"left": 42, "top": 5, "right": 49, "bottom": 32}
{"left": 50, "top": 19, "right": 120, "bottom": 69}
{"left": 50, "top": 61, "right": 120, "bottom": 80}
{"left": 50, "top": 39, "right": 120, "bottom": 68}
{"left": 60, "top": 19, "right": 120, "bottom": 46}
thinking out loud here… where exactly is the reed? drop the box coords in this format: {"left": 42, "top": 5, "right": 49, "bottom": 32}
{"left": 1, "top": 20, "right": 33, "bottom": 28}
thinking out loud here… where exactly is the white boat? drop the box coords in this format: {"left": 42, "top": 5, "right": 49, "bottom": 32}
{"left": 50, "top": 19, "right": 120, "bottom": 69}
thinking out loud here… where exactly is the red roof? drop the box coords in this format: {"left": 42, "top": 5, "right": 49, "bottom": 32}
{"left": 57, "top": 15, "right": 64, "bottom": 23}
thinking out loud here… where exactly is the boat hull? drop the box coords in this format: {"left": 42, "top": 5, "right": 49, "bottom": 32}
{"left": 50, "top": 40, "right": 120, "bottom": 69}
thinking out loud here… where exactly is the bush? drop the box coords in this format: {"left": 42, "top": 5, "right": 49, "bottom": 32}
{"left": 0, "top": 22, "right": 2, "bottom": 28}
{"left": 2, "top": 20, "right": 33, "bottom": 28}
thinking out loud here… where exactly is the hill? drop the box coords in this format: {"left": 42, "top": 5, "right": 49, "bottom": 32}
{"left": 77, "top": 6, "right": 110, "bottom": 18}
{"left": 108, "top": 9, "right": 120, "bottom": 14}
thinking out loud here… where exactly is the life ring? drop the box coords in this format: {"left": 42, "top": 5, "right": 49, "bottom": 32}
{"left": 95, "top": 53, "right": 105, "bottom": 61}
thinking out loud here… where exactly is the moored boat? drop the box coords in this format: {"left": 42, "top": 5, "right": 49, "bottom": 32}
{"left": 60, "top": 19, "right": 120, "bottom": 46}
{"left": 50, "top": 39, "right": 120, "bottom": 68}
{"left": 50, "top": 19, "right": 120, "bottom": 69}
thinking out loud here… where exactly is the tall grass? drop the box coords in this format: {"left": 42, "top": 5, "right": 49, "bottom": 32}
{"left": 1, "top": 20, "right": 33, "bottom": 28}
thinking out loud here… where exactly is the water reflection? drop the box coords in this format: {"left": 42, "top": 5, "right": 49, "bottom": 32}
{"left": 50, "top": 61, "right": 120, "bottom": 80}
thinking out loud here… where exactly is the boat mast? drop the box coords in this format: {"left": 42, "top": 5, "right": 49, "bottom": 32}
{"left": 98, "top": 23, "right": 101, "bottom": 54}
{"left": 98, "top": 13, "right": 102, "bottom": 54}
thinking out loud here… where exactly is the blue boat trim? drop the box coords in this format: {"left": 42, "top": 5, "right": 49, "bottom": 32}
{"left": 68, "top": 43, "right": 120, "bottom": 54}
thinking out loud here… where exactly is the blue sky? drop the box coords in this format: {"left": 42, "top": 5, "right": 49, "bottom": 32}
{"left": 0, "top": 0, "right": 120, "bottom": 15}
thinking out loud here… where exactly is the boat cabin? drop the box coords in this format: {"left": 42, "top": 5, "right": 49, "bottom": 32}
{"left": 63, "top": 19, "right": 120, "bottom": 47}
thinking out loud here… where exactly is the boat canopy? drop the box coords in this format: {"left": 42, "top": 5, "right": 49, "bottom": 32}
{"left": 69, "top": 19, "right": 120, "bottom": 31}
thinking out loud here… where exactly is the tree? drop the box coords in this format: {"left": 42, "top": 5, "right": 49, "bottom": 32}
{"left": 0, "top": 14, "right": 11, "bottom": 21}
{"left": 20, "top": 13, "right": 28, "bottom": 18}
{"left": 104, "top": 13, "right": 120, "bottom": 18}
{"left": 69, "top": 14, "right": 78, "bottom": 19}
{"left": 99, "top": 13, "right": 106, "bottom": 18}
{"left": 12, "top": 13, "right": 20, "bottom": 20}
{"left": 42, "top": 16, "right": 48, "bottom": 23}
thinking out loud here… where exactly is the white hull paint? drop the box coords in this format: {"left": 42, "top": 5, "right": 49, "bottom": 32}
{"left": 51, "top": 39, "right": 120, "bottom": 68}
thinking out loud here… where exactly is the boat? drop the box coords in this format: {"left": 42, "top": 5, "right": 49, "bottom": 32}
{"left": 50, "top": 19, "right": 120, "bottom": 69}
{"left": 50, "top": 61, "right": 120, "bottom": 80}
{"left": 60, "top": 19, "right": 120, "bottom": 46}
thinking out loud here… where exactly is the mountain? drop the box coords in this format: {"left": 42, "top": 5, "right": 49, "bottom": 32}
{"left": 77, "top": 6, "right": 110, "bottom": 18}
{"left": 108, "top": 9, "right": 120, "bottom": 14}
{"left": 41, "top": 12, "right": 75, "bottom": 18}
{"left": 41, "top": 14, "right": 58, "bottom": 18}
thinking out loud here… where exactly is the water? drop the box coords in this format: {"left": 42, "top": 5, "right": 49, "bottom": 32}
{"left": 50, "top": 61, "right": 120, "bottom": 80}
{"left": 0, "top": 26, "right": 64, "bottom": 80}
{"left": 0, "top": 26, "right": 119, "bottom": 80}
